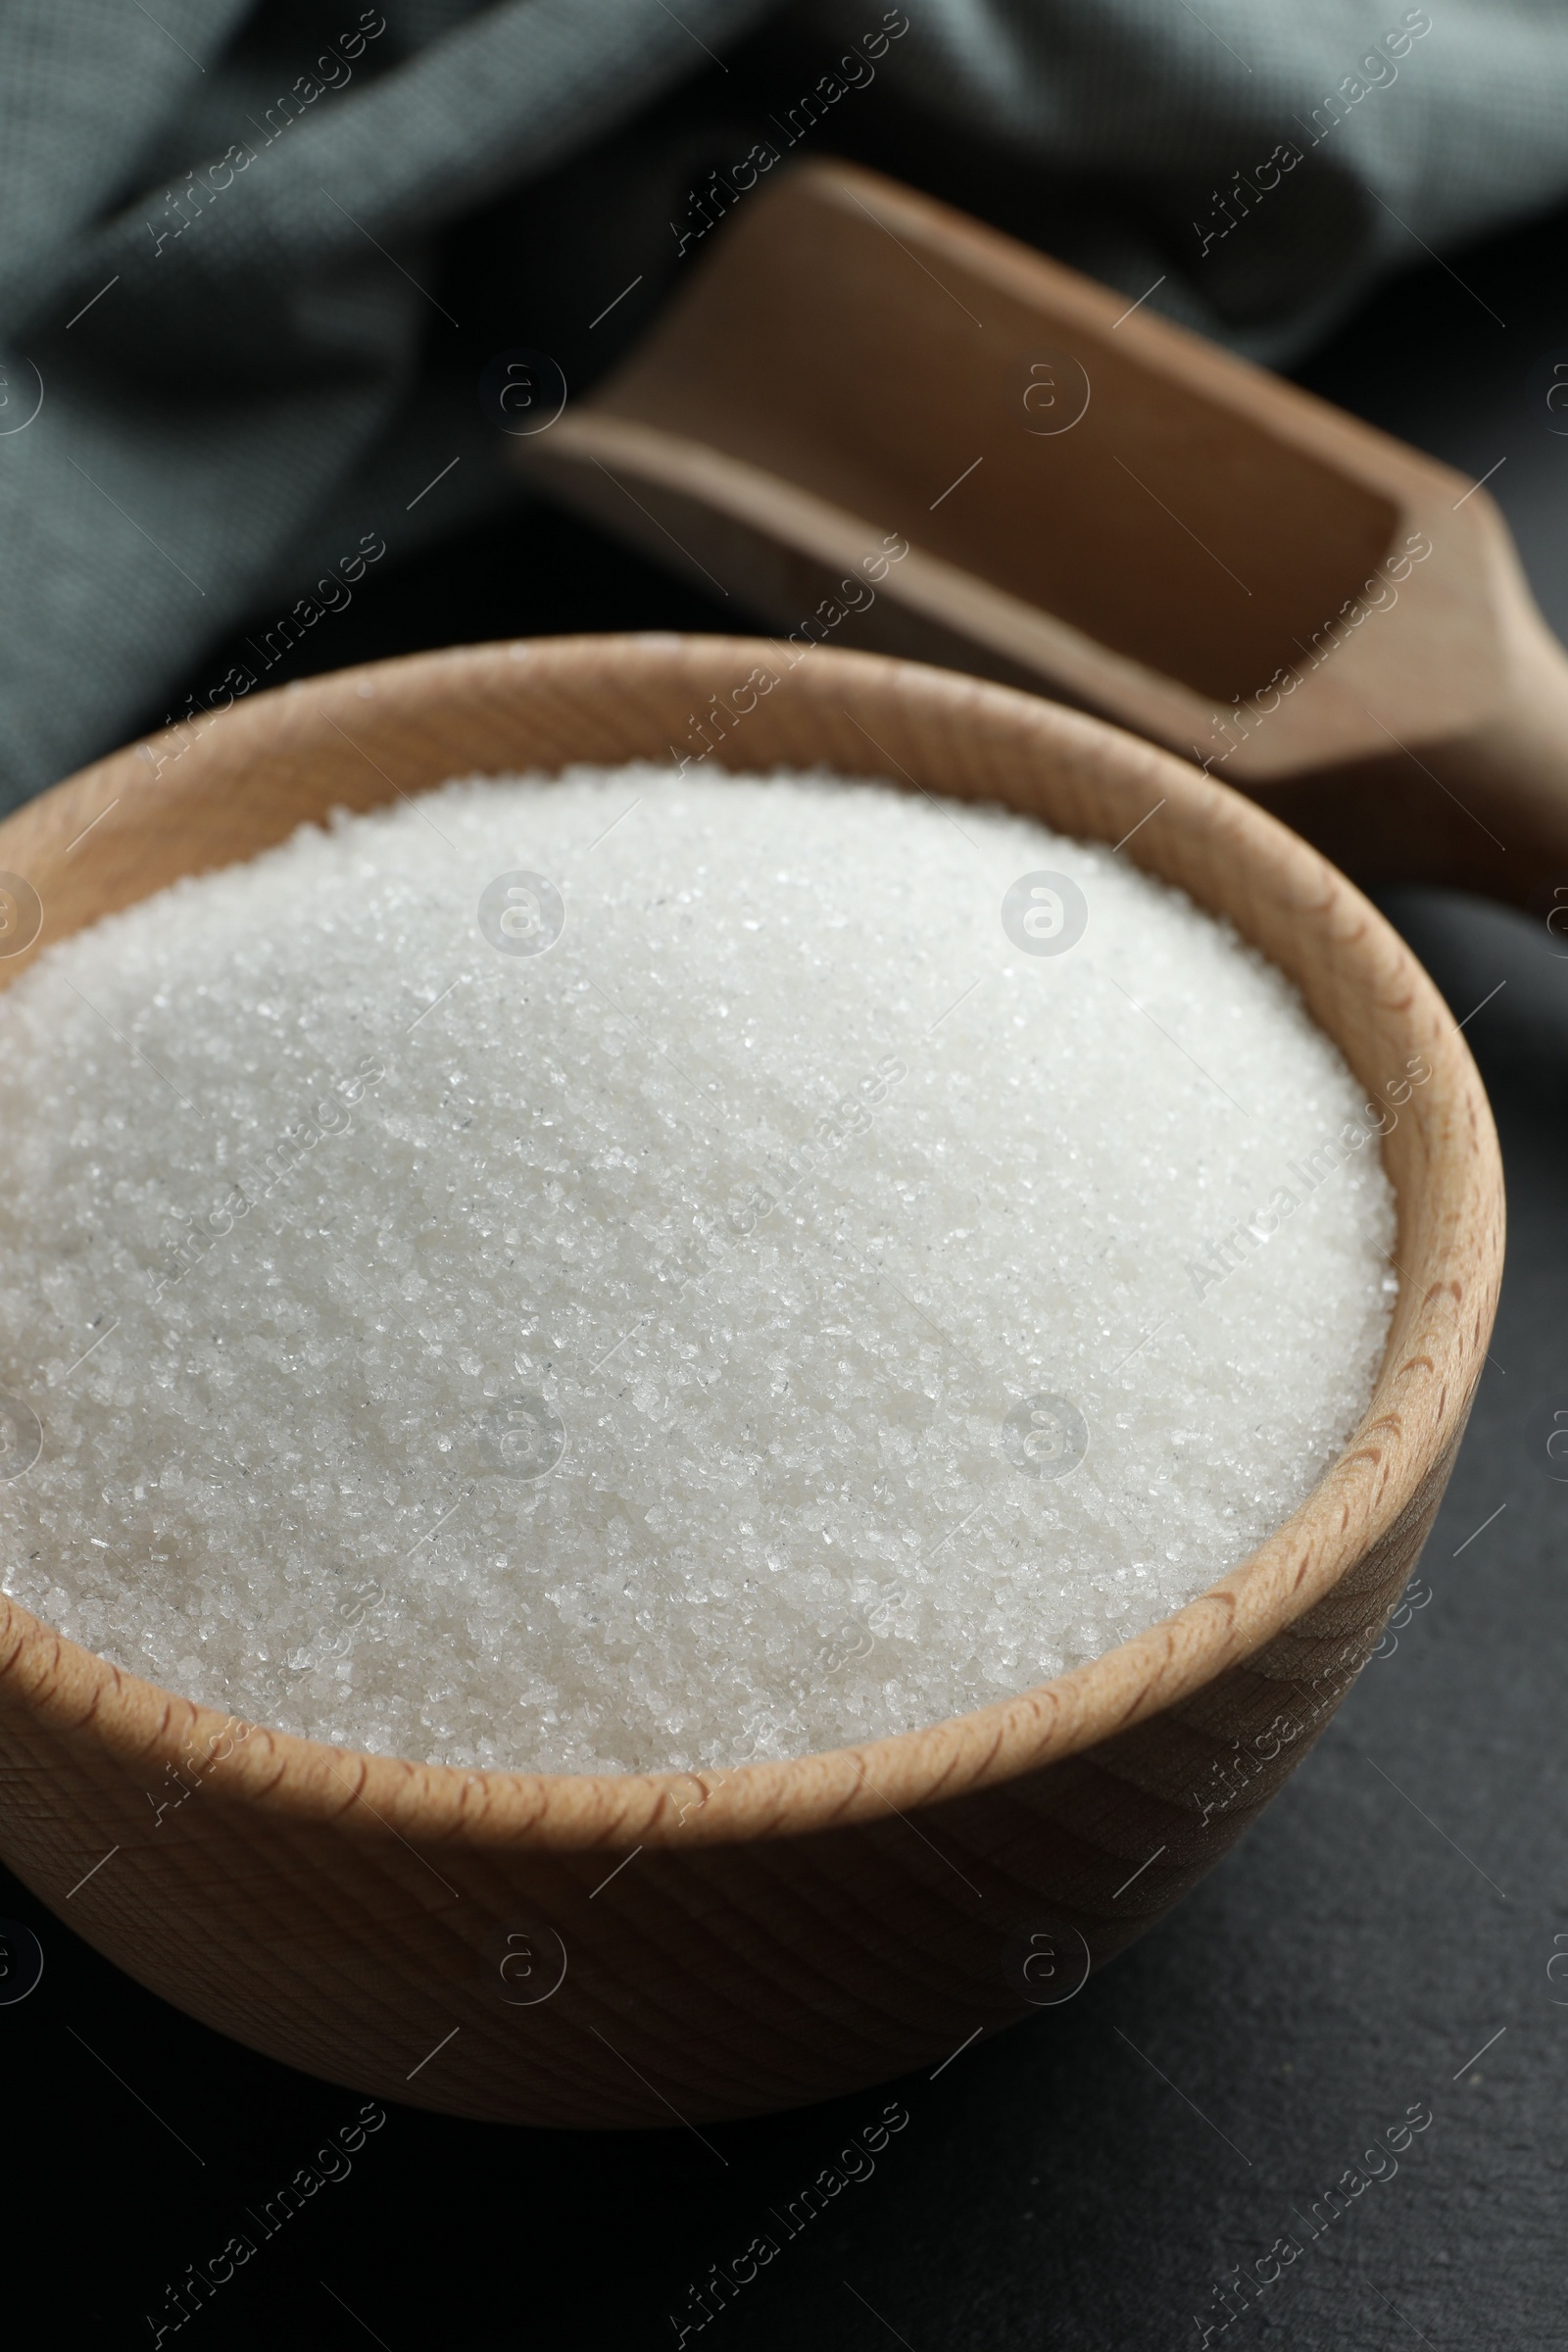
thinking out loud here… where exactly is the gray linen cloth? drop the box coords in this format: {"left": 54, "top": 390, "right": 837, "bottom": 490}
{"left": 1, "top": 0, "right": 1565, "bottom": 808}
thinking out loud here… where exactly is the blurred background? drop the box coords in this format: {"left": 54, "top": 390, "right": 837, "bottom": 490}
{"left": 3, "top": 5, "right": 1566, "bottom": 2344}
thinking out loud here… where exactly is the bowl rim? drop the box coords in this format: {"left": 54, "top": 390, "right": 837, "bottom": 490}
{"left": 0, "top": 635, "right": 1502, "bottom": 1855}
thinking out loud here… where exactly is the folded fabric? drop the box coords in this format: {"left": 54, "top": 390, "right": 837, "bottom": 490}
{"left": 0, "top": 0, "right": 1563, "bottom": 808}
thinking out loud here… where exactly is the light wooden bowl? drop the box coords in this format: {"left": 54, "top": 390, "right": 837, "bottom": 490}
{"left": 0, "top": 637, "right": 1500, "bottom": 2128}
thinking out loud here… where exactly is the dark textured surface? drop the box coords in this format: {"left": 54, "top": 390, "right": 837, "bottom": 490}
{"left": 7, "top": 211, "right": 1568, "bottom": 2349}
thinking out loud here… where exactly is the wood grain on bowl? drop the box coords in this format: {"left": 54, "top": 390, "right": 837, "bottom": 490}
{"left": 0, "top": 639, "right": 1502, "bottom": 2126}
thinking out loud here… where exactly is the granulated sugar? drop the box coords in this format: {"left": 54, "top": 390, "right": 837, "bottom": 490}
{"left": 0, "top": 765, "right": 1398, "bottom": 1774}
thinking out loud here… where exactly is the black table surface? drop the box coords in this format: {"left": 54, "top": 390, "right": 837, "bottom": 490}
{"left": 8, "top": 203, "right": 1568, "bottom": 2352}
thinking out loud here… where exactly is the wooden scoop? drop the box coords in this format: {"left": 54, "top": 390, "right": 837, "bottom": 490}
{"left": 520, "top": 158, "right": 1568, "bottom": 907}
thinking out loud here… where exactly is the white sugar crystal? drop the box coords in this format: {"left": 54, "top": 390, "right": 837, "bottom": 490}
{"left": 0, "top": 765, "right": 1396, "bottom": 1774}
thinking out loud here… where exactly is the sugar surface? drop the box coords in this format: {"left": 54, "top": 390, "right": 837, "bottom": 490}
{"left": 0, "top": 766, "right": 1396, "bottom": 1774}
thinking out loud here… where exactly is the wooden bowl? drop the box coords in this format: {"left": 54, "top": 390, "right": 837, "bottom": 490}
{"left": 0, "top": 638, "right": 1500, "bottom": 2128}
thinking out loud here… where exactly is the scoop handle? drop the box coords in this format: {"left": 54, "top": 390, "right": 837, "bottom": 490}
{"left": 1243, "top": 612, "right": 1568, "bottom": 916}
{"left": 1455, "top": 618, "right": 1568, "bottom": 906}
